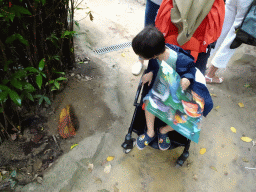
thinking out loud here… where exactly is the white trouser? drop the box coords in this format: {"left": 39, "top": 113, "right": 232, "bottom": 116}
{"left": 211, "top": 0, "right": 253, "bottom": 68}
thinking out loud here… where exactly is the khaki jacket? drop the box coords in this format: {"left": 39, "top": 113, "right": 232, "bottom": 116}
{"left": 171, "top": 0, "right": 215, "bottom": 45}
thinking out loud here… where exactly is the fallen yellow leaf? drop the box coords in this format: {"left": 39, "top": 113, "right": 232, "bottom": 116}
{"left": 238, "top": 103, "right": 244, "bottom": 108}
{"left": 241, "top": 137, "right": 252, "bottom": 142}
{"left": 210, "top": 166, "right": 218, "bottom": 172}
{"left": 230, "top": 127, "right": 237, "bottom": 133}
{"left": 106, "top": 156, "right": 115, "bottom": 162}
{"left": 215, "top": 106, "right": 220, "bottom": 109}
{"left": 94, "top": 177, "right": 102, "bottom": 184}
{"left": 210, "top": 94, "right": 217, "bottom": 97}
{"left": 199, "top": 148, "right": 206, "bottom": 155}
{"left": 70, "top": 144, "right": 78, "bottom": 149}
{"left": 121, "top": 53, "right": 126, "bottom": 57}
{"left": 244, "top": 84, "right": 250, "bottom": 88}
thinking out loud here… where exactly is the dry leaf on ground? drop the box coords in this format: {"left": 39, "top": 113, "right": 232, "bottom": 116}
{"left": 107, "top": 156, "right": 115, "bottom": 162}
{"left": 199, "top": 148, "right": 206, "bottom": 154}
{"left": 113, "top": 185, "right": 120, "bottom": 192}
{"left": 101, "top": 160, "right": 108, "bottom": 166}
{"left": 88, "top": 163, "right": 94, "bottom": 172}
{"left": 70, "top": 144, "right": 78, "bottom": 149}
{"left": 241, "top": 137, "right": 252, "bottom": 142}
{"left": 215, "top": 106, "right": 220, "bottom": 109}
{"left": 121, "top": 53, "right": 126, "bottom": 57}
{"left": 94, "top": 177, "right": 102, "bottom": 184}
{"left": 210, "top": 166, "right": 218, "bottom": 172}
{"left": 104, "top": 164, "right": 112, "bottom": 174}
{"left": 230, "top": 127, "right": 237, "bottom": 133}
{"left": 238, "top": 103, "right": 244, "bottom": 108}
{"left": 192, "top": 174, "right": 198, "bottom": 181}
{"left": 11, "top": 133, "right": 17, "bottom": 141}
{"left": 242, "top": 158, "right": 249, "bottom": 162}
{"left": 210, "top": 94, "right": 217, "bottom": 97}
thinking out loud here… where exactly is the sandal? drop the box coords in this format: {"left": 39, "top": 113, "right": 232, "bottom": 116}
{"left": 158, "top": 132, "right": 171, "bottom": 151}
{"left": 136, "top": 132, "right": 155, "bottom": 150}
{"left": 205, "top": 75, "right": 224, "bottom": 84}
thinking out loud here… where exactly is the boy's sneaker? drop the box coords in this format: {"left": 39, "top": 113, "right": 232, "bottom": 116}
{"left": 158, "top": 132, "right": 171, "bottom": 150}
{"left": 136, "top": 132, "right": 155, "bottom": 150}
{"left": 132, "top": 62, "right": 143, "bottom": 75}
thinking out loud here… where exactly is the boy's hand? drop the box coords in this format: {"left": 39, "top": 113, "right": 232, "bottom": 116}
{"left": 142, "top": 72, "right": 153, "bottom": 86}
{"left": 180, "top": 78, "right": 190, "bottom": 91}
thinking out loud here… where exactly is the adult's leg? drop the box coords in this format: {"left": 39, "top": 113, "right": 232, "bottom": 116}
{"left": 144, "top": 0, "right": 160, "bottom": 26}
{"left": 211, "top": 0, "right": 253, "bottom": 69}
{"left": 194, "top": 50, "right": 210, "bottom": 75}
{"left": 132, "top": 0, "right": 160, "bottom": 75}
{"left": 205, "top": 0, "right": 237, "bottom": 83}
{"left": 209, "top": 0, "right": 237, "bottom": 57}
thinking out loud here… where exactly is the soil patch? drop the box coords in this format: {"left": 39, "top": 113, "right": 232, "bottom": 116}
{"left": 0, "top": 51, "right": 117, "bottom": 191}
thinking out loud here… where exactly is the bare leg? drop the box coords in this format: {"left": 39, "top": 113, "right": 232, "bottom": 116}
{"left": 205, "top": 65, "right": 224, "bottom": 84}
{"left": 159, "top": 125, "right": 174, "bottom": 134}
{"left": 206, "top": 65, "right": 218, "bottom": 77}
{"left": 144, "top": 101, "right": 155, "bottom": 138}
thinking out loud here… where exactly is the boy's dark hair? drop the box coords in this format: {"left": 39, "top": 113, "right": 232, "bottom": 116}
{"left": 132, "top": 25, "right": 165, "bottom": 59}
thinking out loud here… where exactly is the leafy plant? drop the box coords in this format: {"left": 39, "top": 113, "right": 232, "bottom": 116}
{"left": 61, "top": 30, "right": 77, "bottom": 39}
{"left": 46, "top": 76, "right": 67, "bottom": 91}
{"left": 34, "top": 94, "right": 51, "bottom": 105}
{"left": 0, "top": 0, "right": 77, "bottom": 141}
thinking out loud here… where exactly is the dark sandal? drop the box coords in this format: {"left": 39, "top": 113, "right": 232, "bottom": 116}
{"left": 158, "top": 132, "right": 171, "bottom": 151}
{"left": 136, "top": 132, "right": 155, "bottom": 150}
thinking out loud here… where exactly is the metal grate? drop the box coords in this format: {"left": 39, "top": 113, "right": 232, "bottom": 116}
{"left": 93, "top": 42, "right": 132, "bottom": 54}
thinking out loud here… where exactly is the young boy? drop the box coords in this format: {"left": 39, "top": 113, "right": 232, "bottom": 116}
{"left": 132, "top": 26, "right": 213, "bottom": 150}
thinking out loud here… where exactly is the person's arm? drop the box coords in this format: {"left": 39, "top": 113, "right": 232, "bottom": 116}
{"left": 143, "top": 58, "right": 160, "bottom": 86}
{"left": 142, "top": 72, "right": 153, "bottom": 86}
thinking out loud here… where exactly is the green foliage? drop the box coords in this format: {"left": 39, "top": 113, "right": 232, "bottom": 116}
{"left": 0, "top": 4, "right": 32, "bottom": 22}
{"left": 74, "top": 21, "right": 80, "bottom": 29}
{"left": 0, "top": 85, "right": 21, "bottom": 106}
{"left": 5, "top": 34, "right": 29, "bottom": 46}
{"left": 34, "top": 94, "right": 51, "bottom": 105}
{"left": 0, "top": 0, "right": 77, "bottom": 139}
{"left": 61, "top": 30, "right": 76, "bottom": 38}
{"left": 46, "top": 33, "right": 59, "bottom": 48}
{"left": 46, "top": 76, "right": 67, "bottom": 91}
